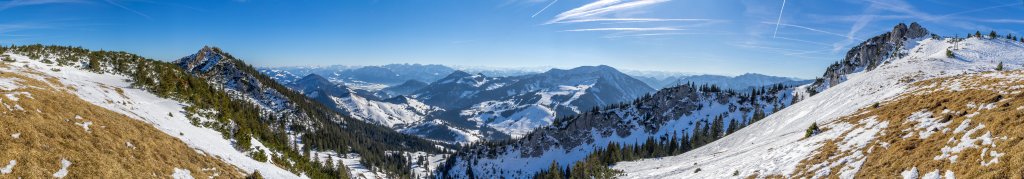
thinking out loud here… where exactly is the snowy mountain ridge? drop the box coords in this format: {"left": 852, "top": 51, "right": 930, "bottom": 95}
{"left": 615, "top": 23, "right": 1024, "bottom": 178}
{"left": 807, "top": 22, "right": 929, "bottom": 94}
{"left": 438, "top": 80, "right": 798, "bottom": 178}
{"left": 407, "top": 65, "right": 656, "bottom": 143}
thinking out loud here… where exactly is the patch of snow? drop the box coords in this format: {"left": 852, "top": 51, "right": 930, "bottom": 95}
{"left": 3, "top": 92, "right": 31, "bottom": 101}
{"left": 9, "top": 132, "right": 18, "bottom": 139}
{"left": 904, "top": 110, "right": 950, "bottom": 139}
{"left": 936, "top": 121, "right": 996, "bottom": 163}
{"left": 52, "top": 158, "right": 71, "bottom": 178}
{"left": 981, "top": 149, "right": 1003, "bottom": 166}
{"left": 0, "top": 160, "right": 14, "bottom": 174}
{"left": 901, "top": 167, "right": 919, "bottom": 179}
{"left": 0, "top": 78, "right": 20, "bottom": 91}
{"left": 921, "top": 169, "right": 941, "bottom": 179}
{"left": 75, "top": 121, "right": 93, "bottom": 132}
{"left": 172, "top": 168, "right": 194, "bottom": 179}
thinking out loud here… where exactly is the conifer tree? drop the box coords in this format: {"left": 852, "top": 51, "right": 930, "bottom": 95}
{"left": 997, "top": 61, "right": 1004, "bottom": 71}
{"left": 805, "top": 122, "right": 819, "bottom": 138}
{"left": 711, "top": 116, "right": 725, "bottom": 139}
{"left": 727, "top": 119, "right": 739, "bottom": 134}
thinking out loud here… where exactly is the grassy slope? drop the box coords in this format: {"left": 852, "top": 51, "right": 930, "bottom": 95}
{"left": 0, "top": 63, "right": 244, "bottom": 178}
{"left": 793, "top": 70, "right": 1024, "bottom": 178}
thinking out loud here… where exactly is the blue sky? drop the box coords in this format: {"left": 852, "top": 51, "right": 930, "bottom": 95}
{"left": 1, "top": 0, "right": 1022, "bottom": 78}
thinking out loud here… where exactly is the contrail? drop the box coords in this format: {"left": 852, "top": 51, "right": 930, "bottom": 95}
{"left": 106, "top": 0, "right": 151, "bottom": 20}
{"left": 532, "top": 0, "right": 558, "bottom": 18}
{"left": 772, "top": 0, "right": 786, "bottom": 38}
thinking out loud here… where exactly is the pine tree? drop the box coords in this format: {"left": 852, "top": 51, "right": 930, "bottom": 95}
{"left": 711, "top": 116, "right": 725, "bottom": 139}
{"left": 726, "top": 119, "right": 739, "bottom": 134}
{"left": 805, "top": 122, "right": 819, "bottom": 138}
{"left": 466, "top": 165, "right": 476, "bottom": 179}
{"left": 946, "top": 49, "right": 955, "bottom": 58}
{"left": 88, "top": 57, "right": 101, "bottom": 72}
{"left": 990, "top": 30, "right": 998, "bottom": 39}
{"left": 546, "top": 161, "right": 563, "bottom": 179}
{"left": 336, "top": 161, "right": 350, "bottom": 179}
{"left": 997, "top": 61, "right": 1004, "bottom": 71}
{"left": 690, "top": 123, "right": 703, "bottom": 149}
{"left": 976, "top": 31, "right": 982, "bottom": 38}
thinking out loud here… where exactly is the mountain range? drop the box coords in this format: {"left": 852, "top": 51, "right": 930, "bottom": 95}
{"left": 260, "top": 63, "right": 808, "bottom": 143}
{"left": 435, "top": 22, "right": 1024, "bottom": 178}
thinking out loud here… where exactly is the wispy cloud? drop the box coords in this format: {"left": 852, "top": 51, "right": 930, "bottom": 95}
{"left": 938, "top": 2, "right": 1024, "bottom": 19}
{"left": 733, "top": 43, "right": 829, "bottom": 59}
{"left": 554, "top": 18, "right": 713, "bottom": 24}
{"left": 0, "top": 0, "right": 87, "bottom": 11}
{"left": 979, "top": 19, "right": 1024, "bottom": 24}
{"left": 547, "top": 0, "right": 671, "bottom": 24}
{"left": 764, "top": 22, "right": 857, "bottom": 40}
{"left": 773, "top": 36, "right": 831, "bottom": 46}
{"left": 105, "top": 0, "right": 151, "bottom": 20}
{"left": 603, "top": 32, "right": 722, "bottom": 38}
{"left": 0, "top": 23, "right": 56, "bottom": 34}
{"left": 563, "top": 27, "right": 683, "bottom": 32}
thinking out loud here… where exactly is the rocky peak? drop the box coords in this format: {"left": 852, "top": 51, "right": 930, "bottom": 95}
{"left": 889, "top": 22, "right": 929, "bottom": 42}
{"left": 176, "top": 46, "right": 232, "bottom": 74}
{"left": 807, "top": 22, "right": 929, "bottom": 94}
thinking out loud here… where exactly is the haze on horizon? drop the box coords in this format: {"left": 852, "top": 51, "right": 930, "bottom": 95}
{"left": 1, "top": 0, "right": 1022, "bottom": 78}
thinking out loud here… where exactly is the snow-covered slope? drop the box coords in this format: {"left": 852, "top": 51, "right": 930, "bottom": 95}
{"left": 1, "top": 53, "right": 302, "bottom": 178}
{"left": 333, "top": 95, "right": 441, "bottom": 129}
{"left": 2, "top": 45, "right": 449, "bottom": 178}
{"left": 615, "top": 27, "right": 1024, "bottom": 178}
{"left": 439, "top": 82, "right": 797, "bottom": 178}
{"left": 287, "top": 74, "right": 442, "bottom": 129}
{"left": 409, "top": 65, "right": 656, "bottom": 143}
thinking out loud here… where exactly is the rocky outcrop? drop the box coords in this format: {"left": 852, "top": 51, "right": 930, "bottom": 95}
{"left": 808, "top": 22, "right": 929, "bottom": 94}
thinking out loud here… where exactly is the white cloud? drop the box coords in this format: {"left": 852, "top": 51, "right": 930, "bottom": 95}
{"left": 554, "top": 18, "right": 712, "bottom": 24}
{"left": 547, "top": 0, "right": 671, "bottom": 24}
{"left": 0, "top": 0, "right": 87, "bottom": 11}
{"left": 105, "top": 0, "right": 152, "bottom": 20}
{"left": 563, "top": 27, "right": 683, "bottom": 32}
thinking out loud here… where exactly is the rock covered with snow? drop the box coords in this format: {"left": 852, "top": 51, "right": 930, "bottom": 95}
{"left": 809, "top": 22, "right": 930, "bottom": 94}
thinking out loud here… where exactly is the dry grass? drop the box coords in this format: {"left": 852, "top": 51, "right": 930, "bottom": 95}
{"left": 791, "top": 70, "right": 1024, "bottom": 178}
{"left": 0, "top": 65, "right": 244, "bottom": 178}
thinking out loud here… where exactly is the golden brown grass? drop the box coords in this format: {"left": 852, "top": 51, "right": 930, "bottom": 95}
{"left": 791, "top": 70, "right": 1024, "bottom": 178}
{"left": 0, "top": 65, "right": 244, "bottom": 178}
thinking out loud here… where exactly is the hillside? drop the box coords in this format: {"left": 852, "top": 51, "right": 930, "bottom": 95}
{"left": 1, "top": 45, "right": 449, "bottom": 178}
{"left": 437, "top": 80, "right": 798, "bottom": 178}
{"left": 0, "top": 52, "right": 251, "bottom": 178}
{"left": 409, "top": 65, "right": 656, "bottom": 142}
{"left": 615, "top": 23, "right": 1024, "bottom": 178}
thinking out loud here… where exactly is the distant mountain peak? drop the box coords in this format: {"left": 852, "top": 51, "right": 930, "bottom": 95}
{"left": 296, "top": 73, "right": 334, "bottom": 86}
{"left": 436, "top": 70, "right": 475, "bottom": 83}
{"left": 176, "top": 46, "right": 234, "bottom": 74}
